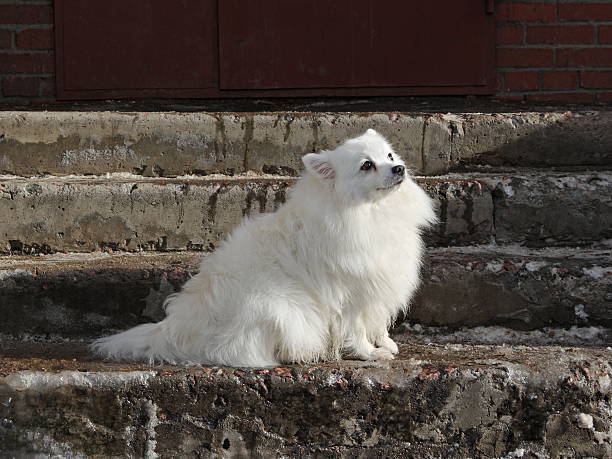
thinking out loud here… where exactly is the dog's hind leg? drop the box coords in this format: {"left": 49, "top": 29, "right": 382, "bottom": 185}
{"left": 271, "top": 299, "right": 328, "bottom": 364}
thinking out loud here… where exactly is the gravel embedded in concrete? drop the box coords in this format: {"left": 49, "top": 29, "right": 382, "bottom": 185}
{"left": 0, "top": 337, "right": 610, "bottom": 457}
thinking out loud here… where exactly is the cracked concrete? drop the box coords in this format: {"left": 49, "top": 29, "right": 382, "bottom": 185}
{"left": 0, "top": 246, "right": 609, "bottom": 338}
{"left": 1, "top": 107, "right": 611, "bottom": 458}
{"left": 0, "top": 171, "right": 609, "bottom": 254}
{"left": 413, "top": 246, "right": 612, "bottom": 330}
{"left": 0, "top": 339, "right": 610, "bottom": 458}
{"left": 1, "top": 111, "right": 611, "bottom": 177}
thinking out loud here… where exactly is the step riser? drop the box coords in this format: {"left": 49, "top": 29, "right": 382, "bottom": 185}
{"left": 414, "top": 249, "right": 612, "bottom": 330}
{"left": 1, "top": 250, "right": 609, "bottom": 338}
{"left": 1, "top": 353, "right": 610, "bottom": 458}
{"left": 1, "top": 173, "right": 610, "bottom": 254}
{"left": 1, "top": 111, "right": 611, "bottom": 177}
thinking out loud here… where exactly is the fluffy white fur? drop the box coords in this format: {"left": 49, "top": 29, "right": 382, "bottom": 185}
{"left": 92, "top": 129, "right": 436, "bottom": 367}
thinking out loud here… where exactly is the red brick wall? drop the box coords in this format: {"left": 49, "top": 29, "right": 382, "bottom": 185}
{"left": 497, "top": 0, "right": 612, "bottom": 103}
{"left": 1, "top": 0, "right": 612, "bottom": 104}
{"left": 0, "top": 0, "right": 54, "bottom": 102}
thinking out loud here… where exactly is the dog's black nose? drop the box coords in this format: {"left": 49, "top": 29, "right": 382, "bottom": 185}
{"left": 391, "top": 165, "right": 405, "bottom": 175}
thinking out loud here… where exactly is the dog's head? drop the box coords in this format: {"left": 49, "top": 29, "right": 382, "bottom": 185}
{"left": 302, "top": 129, "right": 407, "bottom": 204}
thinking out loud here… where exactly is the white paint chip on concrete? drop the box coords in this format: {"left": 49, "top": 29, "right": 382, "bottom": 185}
{"left": 4, "top": 370, "right": 157, "bottom": 391}
{"left": 577, "top": 413, "right": 594, "bottom": 429}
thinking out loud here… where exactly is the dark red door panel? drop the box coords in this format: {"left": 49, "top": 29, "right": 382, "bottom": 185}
{"left": 219, "top": 0, "right": 494, "bottom": 90}
{"left": 55, "top": 0, "right": 494, "bottom": 99}
{"left": 56, "top": 0, "right": 216, "bottom": 95}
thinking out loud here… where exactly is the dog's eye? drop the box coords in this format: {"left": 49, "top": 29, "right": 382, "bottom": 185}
{"left": 361, "top": 161, "right": 374, "bottom": 171}
{"left": 388, "top": 153, "right": 393, "bottom": 161}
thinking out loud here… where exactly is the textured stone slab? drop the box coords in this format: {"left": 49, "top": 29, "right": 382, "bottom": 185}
{"left": 0, "top": 175, "right": 293, "bottom": 253}
{"left": 0, "top": 252, "right": 201, "bottom": 338}
{"left": 1, "top": 110, "right": 611, "bottom": 177}
{"left": 0, "top": 174, "right": 490, "bottom": 253}
{"left": 0, "top": 171, "right": 609, "bottom": 254}
{"left": 485, "top": 172, "right": 612, "bottom": 246}
{"left": 412, "top": 246, "right": 612, "bottom": 330}
{"left": 0, "top": 340, "right": 610, "bottom": 458}
{"left": 0, "top": 246, "right": 609, "bottom": 338}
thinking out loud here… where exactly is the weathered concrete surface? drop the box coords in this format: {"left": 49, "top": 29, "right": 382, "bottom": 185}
{"left": 0, "top": 175, "right": 293, "bottom": 253}
{"left": 0, "top": 246, "right": 609, "bottom": 338}
{"left": 0, "top": 340, "right": 610, "bottom": 458}
{"left": 454, "top": 111, "right": 612, "bottom": 171}
{"left": 0, "top": 174, "right": 493, "bottom": 253}
{"left": 0, "top": 252, "right": 201, "bottom": 338}
{"left": 485, "top": 172, "right": 612, "bottom": 246}
{"left": 0, "top": 171, "right": 609, "bottom": 253}
{"left": 1, "top": 111, "right": 611, "bottom": 177}
{"left": 412, "top": 246, "right": 612, "bottom": 330}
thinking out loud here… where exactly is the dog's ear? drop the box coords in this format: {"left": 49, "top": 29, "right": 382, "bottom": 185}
{"left": 302, "top": 153, "right": 335, "bottom": 179}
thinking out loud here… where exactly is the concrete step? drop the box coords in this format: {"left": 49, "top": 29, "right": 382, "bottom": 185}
{"left": 1, "top": 110, "right": 611, "bottom": 177}
{"left": 413, "top": 245, "right": 612, "bottom": 330}
{"left": 1, "top": 337, "right": 610, "bottom": 457}
{"left": 1, "top": 170, "right": 610, "bottom": 254}
{"left": 0, "top": 246, "right": 609, "bottom": 339}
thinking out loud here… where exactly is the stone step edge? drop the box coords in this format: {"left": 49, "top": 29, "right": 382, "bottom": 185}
{"left": 0, "top": 245, "right": 609, "bottom": 336}
{"left": 1, "top": 243, "right": 609, "bottom": 263}
{"left": 1, "top": 169, "right": 610, "bottom": 253}
{"left": 2, "top": 110, "right": 612, "bottom": 177}
{"left": 1, "top": 166, "right": 611, "bottom": 179}
{"left": 3, "top": 322, "right": 610, "bottom": 350}
{"left": 1, "top": 341, "right": 610, "bottom": 458}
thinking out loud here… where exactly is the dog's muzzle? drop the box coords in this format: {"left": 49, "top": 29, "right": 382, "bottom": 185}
{"left": 378, "top": 176, "right": 404, "bottom": 190}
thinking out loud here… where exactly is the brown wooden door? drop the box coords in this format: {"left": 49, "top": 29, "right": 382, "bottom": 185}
{"left": 55, "top": 0, "right": 495, "bottom": 99}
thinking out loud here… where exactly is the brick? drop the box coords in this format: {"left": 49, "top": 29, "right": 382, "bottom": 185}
{"left": 497, "top": 48, "right": 554, "bottom": 68}
{"left": 0, "top": 52, "right": 54, "bottom": 73}
{"left": 595, "top": 92, "right": 612, "bottom": 103}
{"left": 2, "top": 76, "right": 39, "bottom": 96}
{"left": 556, "top": 48, "right": 612, "bottom": 67}
{"left": 559, "top": 3, "right": 612, "bottom": 21}
{"left": 581, "top": 70, "right": 612, "bottom": 89}
{"left": 0, "top": 29, "right": 11, "bottom": 49}
{"left": 497, "top": 3, "right": 556, "bottom": 22}
{"left": 527, "top": 25, "right": 594, "bottom": 45}
{"left": 526, "top": 92, "right": 596, "bottom": 103}
{"left": 497, "top": 25, "right": 524, "bottom": 45}
{"left": 16, "top": 28, "right": 53, "bottom": 50}
{"left": 503, "top": 71, "right": 539, "bottom": 91}
{"left": 0, "top": 5, "right": 53, "bottom": 24}
{"left": 542, "top": 71, "right": 577, "bottom": 90}
{"left": 600, "top": 25, "right": 612, "bottom": 44}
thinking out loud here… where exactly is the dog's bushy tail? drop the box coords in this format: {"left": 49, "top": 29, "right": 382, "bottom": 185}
{"left": 91, "top": 323, "right": 175, "bottom": 364}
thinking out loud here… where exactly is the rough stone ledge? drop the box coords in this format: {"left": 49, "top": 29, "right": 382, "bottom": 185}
{"left": 414, "top": 245, "right": 612, "bottom": 330}
{"left": 0, "top": 340, "right": 610, "bottom": 458}
{"left": 1, "top": 110, "right": 611, "bottom": 177}
{"left": 0, "top": 170, "right": 609, "bottom": 253}
{"left": 0, "top": 245, "right": 609, "bottom": 338}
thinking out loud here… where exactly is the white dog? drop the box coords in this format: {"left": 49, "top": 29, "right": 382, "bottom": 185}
{"left": 92, "top": 129, "right": 436, "bottom": 367}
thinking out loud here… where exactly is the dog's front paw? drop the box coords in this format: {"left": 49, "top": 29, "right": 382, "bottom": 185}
{"left": 379, "top": 336, "right": 399, "bottom": 355}
{"left": 367, "top": 347, "right": 395, "bottom": 361}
